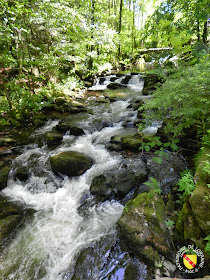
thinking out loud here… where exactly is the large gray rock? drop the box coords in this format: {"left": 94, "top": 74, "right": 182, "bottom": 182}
{"left": 69, "top": 233, "right": 148, "bottom": 280}
{"left": 118, "top": 190, "right": 172, "bottom": 266}
{"left": 50, "top": 151, "right": 93, "bottom": 178}
{"left": 90, "top": 155, "right": 148, "bottom": 201}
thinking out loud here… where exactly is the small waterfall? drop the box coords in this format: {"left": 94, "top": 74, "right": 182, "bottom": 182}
{"left": 89, "top": 73, "right": 144, "bottom": 92}
{"left": 127, "top": 74, "right": 144, "bottom": 92}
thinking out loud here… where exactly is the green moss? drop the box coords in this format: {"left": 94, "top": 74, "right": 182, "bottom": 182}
{"left": 50, "top": 151, "right": 93, "bottom": 177}
{"left": 119, "top": 191, "right": 170, "bottom": 265}
{"left": 124, "top": 192, "right": 148, "bottom": 214}
{"left": 124, "top": 262, "right": 141, "bottom": 280}
{"left": 0, "top": 162, "right": 11, "bottom": 191}
{"left": 0, "top": 215, "right": 22, "bottom": 241}
{"left": 143, "top": 246, "right": 160, "bottom": 264}
{"left": 189, "top": 184, "right": 210, "bottom": 235}
{"left": 195, "top": 147, "right": 210, "bottom": 182}
{"left": 175, "top": 201, "right": 202, "bottom": 245}
{"left": 122, "top": 134, "right": 141, "bottom": 150}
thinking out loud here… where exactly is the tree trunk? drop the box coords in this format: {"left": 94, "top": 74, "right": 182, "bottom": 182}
{"left": 197, "top": 20, "right": 200, "bottom": 41}
{"left": 118, "top": 0, "right": 123, "bottom": 57}
{"left": 202, "top": 20, "right": 207, "bottom": 45}
{"left": 132, "top": 0, "right": 136, "bottom": 55}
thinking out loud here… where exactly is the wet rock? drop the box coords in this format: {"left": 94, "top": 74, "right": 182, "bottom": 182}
{"left": 128, "top": 99, "right": 144, "bottom": 111}
{"left": 44, "top": 99, "right": 87, "bottom": 114}
{"left": 69, "top": 233, "right": 148, "bottom": 280}
{"left": 121, "top": 74, "right": 131, "bottom": 84}
{"left": 108, "top": 132, "right": 141, "bottom": 152}
{"left": 121, "top": 133, "right": 141, "bottom": 151}
{"left": 0, "top": 196, "right": 23, "bottom": 243}
{"left": 189, "top": 184, "right": 210, "bottom": 235}
{"left": 175, "top": 200, "right": 202, "bottom": 247}
{"left": 50, "top": 151, "right": 93, "bottom": 178}
{"left": 0, "top": 161, "right": 11, "bottom": 191}
{"left": 118, "top": 190, "right": 172, "bottom": 266}
{"left": 142, "top": 85, "right": 156, "bottom": 95}
{"left": 107, "top": 82, "right": 124, "bottom": 89}
{"left": 90, "top": 156, "right": 148, "bottom": 201}
{"left": 93, "top": 119, "right": 113, "bottom": 131}
{"left": 46, "top": 131, "right": 63, "bottom": 147}
{"left": 56, "top": 121, "right": 85, "bottom": 135}
{"left": 15, "top": 166, "right": 29, "bottom": 182}
{"left": 108, "top": 132, "right": 140, "bottom": 151}
{"left": 145, "top": 153, "right": 186, "bottom": 194}
{"left": 142, "top": 73, "right": 163, "bottom": 95}
{"left": 123, "top": 120, "right": 134, "bottom": 128}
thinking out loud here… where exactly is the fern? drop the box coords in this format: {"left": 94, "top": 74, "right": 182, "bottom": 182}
{"left": 144, "top": 177, "right": 161, "bottom": 194}
{"left": 177, "top": 171, "right": 195, "bottom": 196}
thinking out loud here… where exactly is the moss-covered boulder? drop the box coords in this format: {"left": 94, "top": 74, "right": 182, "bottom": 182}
{"left": 109, "top": 132, "right": 141, "bottom": 151}
{"left": 190, "top": 147, "right": 210, "bottom": 235}
{"left": 50, "top": 151, "right": 93, "bottom": 178}
{"left": 189, "top": 185, "right": 210, "bottom": 235}
{"left": 118, "top": 190, "right": 172, "bottom": 265}
{"left": 0, "top": 196, "right": 23, "bottom": 243}
{"left": 0, "top": 161, "right": 11, "bottom": 191}
{"left": 175, "top": 200, "right": 202, "bottom": 247}
{"left": 121, "top": 133, "right": 141, "bottom": 150}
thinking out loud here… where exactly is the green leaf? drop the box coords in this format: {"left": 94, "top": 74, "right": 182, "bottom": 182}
{"left": 0, "top": 118, "right": 9, "bottom": 127}
{"left": 145, "top": 145, "right": 150, "bottom": 152}
{"left": 153, "top": 157, "right": 162, "bottom": 164}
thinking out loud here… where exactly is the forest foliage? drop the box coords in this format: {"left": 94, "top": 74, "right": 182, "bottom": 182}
{"left": 0, "top": 0, "right": 209, "bottom": 125}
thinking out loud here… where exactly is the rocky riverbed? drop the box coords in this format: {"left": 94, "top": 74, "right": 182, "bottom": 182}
{"left": 0, "top": 72, "right": 209, "bottom": 280}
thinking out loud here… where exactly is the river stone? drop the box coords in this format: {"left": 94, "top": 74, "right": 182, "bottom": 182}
{"left": 56, "top": 121, "right": 85, "bottom": 136}
{"left": 0, "top": 196, "right": 23, "bottom": 243}
{"left": 15, "top": 166, "right": 29, "bottom": 182}
{"left": 107, "top": 82, "right": 120, "bottom": 89}
{"left": 50, "top": 151, "right": 93, "bottom": 178}
{"left": 0, "top": 161, "right": 11, "bottom": 191}
{"left": 118, "top": 190, "right": 172, "bottom": 266}
{"left": 93, "top": 119, "right": 113, "bottom": 131}
{"left": 108, "top": 132, "right": 142, "bottom": 152}
{"left": 145, "top": 153, "right": 186, "bottom": 194}
{"left": 69, "top": 233, "right": 148, "bottom": 280}
{"left": 90, "top": 155, "right": 148, "bottom": 201}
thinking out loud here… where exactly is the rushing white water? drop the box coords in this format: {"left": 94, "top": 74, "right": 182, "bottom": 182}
{"left": 89, "top": 73, "right": 144, "bottom": 92}
{"left": 142, "top": 121, "right": 162, "bottom": 136}
{"left": 127, "top": 74, "right": 144, "bottom": 92}
{"left": 31, "top": 120, "right": 59, "bottom": 136}
{"left": 0, "top": 125, "right": 124, "bottom": 280}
